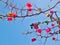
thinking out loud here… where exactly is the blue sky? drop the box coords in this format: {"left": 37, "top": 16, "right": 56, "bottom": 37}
{"left": 0, "top": 0, "right": 60, "bottom": 45}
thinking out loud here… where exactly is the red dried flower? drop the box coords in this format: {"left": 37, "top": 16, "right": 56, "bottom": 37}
{"left": 28, "top": 8, "right": 32, "bottom": 12}
{"left": 12, "top": 12, "right": 17, "bottom": 18}
{"left": 32, "top": 38, "right": 36, "bottom": 42}
{"left": 50, "top": 10, "right": 54, "bottom": 14}
{"left": 26, "top": 2, "right": 32, "bottom": 8}
{"left": 46, "top": 28, "right": 51, "bottom": 33}
{"left": 51, "top": 23, "right": 55, "bottom": 26}
{"left": 7, "top": 17, "right": 12, "bottom": 21}
{"left": 34, "top": 24, "right": 38, "bottom": 29}
{"left": 52, "top": 37, "right": 57, "bottom": 41}
{"left": 36, "top": 29, "right": 42, "bottom": 34}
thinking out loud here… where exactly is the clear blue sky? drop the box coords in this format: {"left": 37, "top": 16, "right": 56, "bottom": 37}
{"left": 0, "top": 0, "right": 60, "bottom": 45}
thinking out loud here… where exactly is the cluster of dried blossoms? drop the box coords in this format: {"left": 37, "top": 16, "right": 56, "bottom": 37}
{"left": 23, "top": 21, "right": 60, "bottom": 44}
{"left": 0, "top": 0, "right": 32, "bottom": 21}
{"left": 30, "top": 22, "right": 60, "bottom": 42}
{"left": 0, "top": 0, "right": 60, "bottom": 45}
{"left": 23, "top": 2, "right": 60, "bottom": 44}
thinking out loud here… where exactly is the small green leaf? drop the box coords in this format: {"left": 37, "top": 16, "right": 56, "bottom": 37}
{"left": 0, "top": 15, "right": 2, "bottom": 20}
{"left": 0, "top": 17, "right": 2, "bottom": 19}
{"left": 37, "top": 22, "right": 41, "bottom": 25}
{"left": 31, "top": 26, "right": 33, "bottom": 29}
{"left": 30, "top": 24, "right": 34, "bottom": 29}
{"left": 30, "top": 24, "right": 34, "bottom": 26}
{"left": 44, "top": 20, "right": 49, "bottom": 25}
